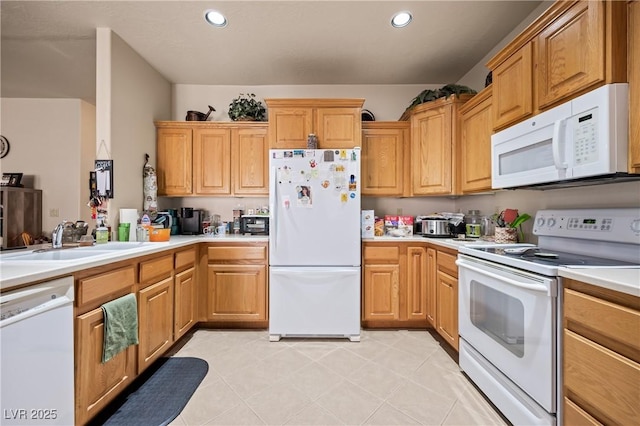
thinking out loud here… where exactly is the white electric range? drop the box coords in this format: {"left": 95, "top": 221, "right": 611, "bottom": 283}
{"left": 456, "top": 208, "right": 640, "bottom": 426}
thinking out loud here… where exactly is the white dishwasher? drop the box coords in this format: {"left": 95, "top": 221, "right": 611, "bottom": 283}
{"left": 0, "top": 276, "right": 75, "bottom": 425}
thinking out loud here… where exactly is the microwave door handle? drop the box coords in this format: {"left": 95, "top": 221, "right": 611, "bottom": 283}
{"left": 552, "top": 119, "right": 568, "bottom": 170}
{"left": 456, "top": 259, "right": 552, "bottom": 295}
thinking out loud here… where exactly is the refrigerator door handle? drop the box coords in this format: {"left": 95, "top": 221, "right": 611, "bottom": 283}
{"left": 271, "top": 166, "right": 278, "bottom": 252}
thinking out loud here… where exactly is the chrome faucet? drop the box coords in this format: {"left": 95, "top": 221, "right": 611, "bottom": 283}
{"left": 52, "top": 222, "right": 65, "bottom": 249}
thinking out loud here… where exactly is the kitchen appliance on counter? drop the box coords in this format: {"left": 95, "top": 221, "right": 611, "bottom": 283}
{"left": 180, "top": 208, "right": 205, "bottom": 235}
{"left": 269, "top": 148, "right": 361, "bottom": 342}
{"left": 492, "top": 84, "right": 638, "bottom": 189}
{"left": 456, "top": 208, "right": 640, "bottom": 426}
{"left": 419, "top": 216, "right": 452, "bottom": 237}
{"left": 240, "top": 215, "right": 269, "bottom": 235}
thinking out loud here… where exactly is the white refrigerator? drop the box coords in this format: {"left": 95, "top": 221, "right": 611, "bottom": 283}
{"left": 269, "top": 148, "right": 361, "bottom": 342}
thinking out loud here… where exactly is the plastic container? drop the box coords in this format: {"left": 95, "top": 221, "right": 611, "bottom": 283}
{"left": 149, "top": 228, "right": 170, "bottom": 242}
{"left": 307, "top": 133, "right": 318, "bottom": 149}
{"left": 96, "top": 227, "right": 109, "bottom": 244}
{"left": 465, "top": 210, "right": 482, "bottom": 238}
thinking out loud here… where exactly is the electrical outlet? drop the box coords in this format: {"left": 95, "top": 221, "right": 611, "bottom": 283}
{"left": 49, "top": 208, "right": 59, "bottom": 217}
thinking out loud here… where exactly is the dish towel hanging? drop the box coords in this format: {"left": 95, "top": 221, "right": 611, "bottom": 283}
{"left": 102, "top": 293, "right": 139, "bottom": 363}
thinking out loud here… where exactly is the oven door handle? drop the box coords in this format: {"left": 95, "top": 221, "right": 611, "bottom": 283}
{"left": 456, "top": 260, "right": 551, "bottom": 295}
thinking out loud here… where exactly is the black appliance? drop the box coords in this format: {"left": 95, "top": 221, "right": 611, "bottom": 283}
{"left": 240, "top": 215, "right": 269, "bottom": 235}
{"left": 180, "top": 208, "right": 204, "bottom": 235}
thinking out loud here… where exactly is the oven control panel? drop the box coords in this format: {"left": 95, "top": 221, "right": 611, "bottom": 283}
{"left": 533, "top": 208, "right": 640, "bottom": 244}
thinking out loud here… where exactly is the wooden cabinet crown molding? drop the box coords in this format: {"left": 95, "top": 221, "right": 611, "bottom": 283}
{"left": 486, "top": 0, "right": 578, "bottom": 69}
{"left": 399, "top": 93, "right": 475, "bottom": 121}
{"left": 154, "top": 121, "right": 268, "bottom": 129}
{"left": 264, "top": 98, "right": 365, "bottom": 108}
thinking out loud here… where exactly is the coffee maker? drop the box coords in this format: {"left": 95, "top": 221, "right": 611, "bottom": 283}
{"left": 180, "top": 207, "right": 205, "bottom": 235}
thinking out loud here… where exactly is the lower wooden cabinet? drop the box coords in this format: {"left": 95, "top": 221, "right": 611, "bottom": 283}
{"left": 174, "top": 266, "right": 196, "bottom": 340}
{"left": 426, "top": 247, "right": 437, "bottom": 326}
{"left": 75, "top": 305, "right": 136, "bottom": 426}
{"left": 563, "top": 278, "right": 640, "bottom": 425}
{"left": 362, "top": 242, "right": 428, "bottom": 327}
{"left": 138, "top": 276, "right": 174, "bottom": 373}
{"left": 435, "top": 263, "right": 458, "bottom": 350}
{"left": 205, "top": 243, "right": 268, "bottom": 323}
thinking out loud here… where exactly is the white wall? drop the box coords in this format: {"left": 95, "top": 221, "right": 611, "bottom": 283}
{"left": 0, "top": 98, "right": 95, "bottom": 233}
{"left": 103, "top": 31, "right": 172, "bottom": 228}
{"left": 173, "top": 84, "right": 441, "bottom": 123}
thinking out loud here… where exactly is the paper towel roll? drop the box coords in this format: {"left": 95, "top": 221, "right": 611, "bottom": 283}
{"left": 119, "top": 209, "right": 139, "bottom": 241}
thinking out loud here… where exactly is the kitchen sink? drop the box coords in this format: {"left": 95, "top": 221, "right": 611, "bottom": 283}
{"left": 76, "top": 242, "right": 156, "bottom": 251}
{"left": 1, "top": 249, "right": 113, "bottom": 262}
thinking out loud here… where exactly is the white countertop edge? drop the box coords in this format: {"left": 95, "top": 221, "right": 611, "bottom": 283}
{"left": 559, "top": 267, "right": 640, "bottom": 298}
{"left": 362, "top": 236, "right": 486, "bottom": 250}
{"left": 1, "top": 235, "right": 268, "bottom": 291}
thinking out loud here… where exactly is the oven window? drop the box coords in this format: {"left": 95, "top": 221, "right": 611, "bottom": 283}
{"left": 470, "top": 280, "right": 525, "bottom": 357}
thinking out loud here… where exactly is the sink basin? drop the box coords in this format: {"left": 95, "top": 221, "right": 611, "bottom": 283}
{"left": 76, "top": 242, "right": 156, "bottom": 251}
{"left": 2, "top": 249, "right": 113, "bottom": 262}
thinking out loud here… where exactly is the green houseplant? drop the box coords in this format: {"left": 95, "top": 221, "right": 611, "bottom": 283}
{"left": 228, "top": 93, "right": 266, "bottom": 121}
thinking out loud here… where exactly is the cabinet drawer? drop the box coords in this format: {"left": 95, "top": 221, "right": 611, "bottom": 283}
{"left": 564, "top": 288, "right": 640, "bottom": 355}
{"left": 77, "top": 266, "right": 136, "bottom": 307}
{"left": 175, "top": 248, "right": 196, "bottom": 270}
{"left": 564, "top": 330, "right": 640, "bottom": 425}
{"left": 563, "top": 397, "right": 602, "bottom": 426}
{"left": 436, "top": 251, "right": 457, "bottom": 277}
{"left": 208, "top": 245, "right": 266, "bottom": 262}
{"left": 363, "top": 245, "right": 399, "bottom": 262}
{"left": 139, "top": 254, "right": 173, "bottom": 285}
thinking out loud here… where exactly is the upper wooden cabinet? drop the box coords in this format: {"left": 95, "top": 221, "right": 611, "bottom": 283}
{"left": 156, "top": 127, "right": 192, "bottom": 195}
{"left": 458, "top": 87, "right": 493, "bottom": 194}
{"left": 409, "top": 95, "right": 473, "bottom": 195}
{"left": 361, "top": 122, "right": 409, "bottom": 196}
{"left": 488, "top": 0, "right": 628, "bottom": 131}
{"left": 155, "top": 122, "right": 268, "bottom": 197}
{"left": 492, "top": 43, "right": 533, "bottom": 130}
{"left": 265, "top": 98, "right": 364, "bottom": 149}
{"left": 629, "top": 0, "right": 640, "bottom": 173}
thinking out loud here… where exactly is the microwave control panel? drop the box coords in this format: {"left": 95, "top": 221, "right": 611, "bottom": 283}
{"left": 572, "top": 108, "right": 598, "bottom": 166}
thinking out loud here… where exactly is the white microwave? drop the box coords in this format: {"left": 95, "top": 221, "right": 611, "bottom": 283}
{"left": 491, "top": 84, "right": 631, "bottom": 189}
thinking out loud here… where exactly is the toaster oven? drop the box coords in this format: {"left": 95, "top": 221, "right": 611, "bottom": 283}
{"left": 240, "top": 215, "right": 269, "bottom": 235}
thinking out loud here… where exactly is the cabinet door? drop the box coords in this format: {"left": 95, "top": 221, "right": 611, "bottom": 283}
{"left": 138, "top": 276, "right": 174, "bottom": 373}
{"left": 459, "top": 89, "right": 493, "bottom": 193}
{"left": 492, "top": 42, "right": 533, "bottom": 130}
{"left": 193, "top": 128, "right": 231, "bottom": 195}
{"left": 207, "top": 264, "right": 267, "bottom": 321}
{"left": 156, "top": 127, "right": 192, "bottom": 195}
{"left": 411, "top": 104, "right": 453, "bottom": 195}
{"left": 361, "top": 124, "right": 407, "bottom": 196}
{"left": 629, "top": 0, "right": 640, "bottom": 173}
{"left": 268, "top": 107, "right": 314, "bottom": 148}
{"left": 174, "top": 267, "right": 196, "bottom": 341}
{"left": 75, "top": 307, "right": 136, "bottom": 425}
{"left": 362, "top": 264, "right": 400, "bottom": 321}
{"left": 436, "top": 270, "right": 458, "bottom": 350}
{"left": 315, "top": 107, "right": 361, "bottom": 148}
{"left": 426, "top": 247, "right": 437, "bottom": 327}
{"left": 406, "top": 246, "right": 427, "bottom": 320}
{"left": 536, "top": 1, "right": 605, "bottom": 109}
{"left": 232, "top": 126, "right": 269, "bottom": 195}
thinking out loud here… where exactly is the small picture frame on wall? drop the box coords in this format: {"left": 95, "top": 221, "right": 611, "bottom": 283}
{"left": 1, "top": 173, "right": 23, "bottom": 187}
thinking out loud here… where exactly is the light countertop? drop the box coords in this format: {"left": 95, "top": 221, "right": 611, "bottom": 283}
{"left": 0, "top": 235, "right": 268, "bottom": 291}
{"left": 559, "top": 267, "right": 640, "bottom": 298}
{"left": 362, "top": 235, "right": 491, "bottom": 251}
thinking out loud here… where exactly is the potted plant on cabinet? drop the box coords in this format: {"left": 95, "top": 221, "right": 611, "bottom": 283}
{"left": 228, "top": 93, "right": 266, "bottom": 121}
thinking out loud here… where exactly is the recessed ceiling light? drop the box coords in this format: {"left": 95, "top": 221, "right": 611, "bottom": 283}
{"left": 391, "top": 11, "right": 412, "bottom": 28}
{"left": 204, "top": 9, "right": 227, "bottom": 28}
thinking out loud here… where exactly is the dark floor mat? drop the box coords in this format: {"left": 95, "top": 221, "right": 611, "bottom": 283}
{"left": 92, "top": 357, "right": 208, "bottom": 426}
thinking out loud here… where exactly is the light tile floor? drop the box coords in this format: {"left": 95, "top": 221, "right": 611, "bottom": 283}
{"left": 167, "top": 329, "right": 509, "bottom": 426}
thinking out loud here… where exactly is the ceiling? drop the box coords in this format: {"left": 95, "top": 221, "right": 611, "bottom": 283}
{"left": 1, "top": 1, "right": 543, "bottom": 105}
